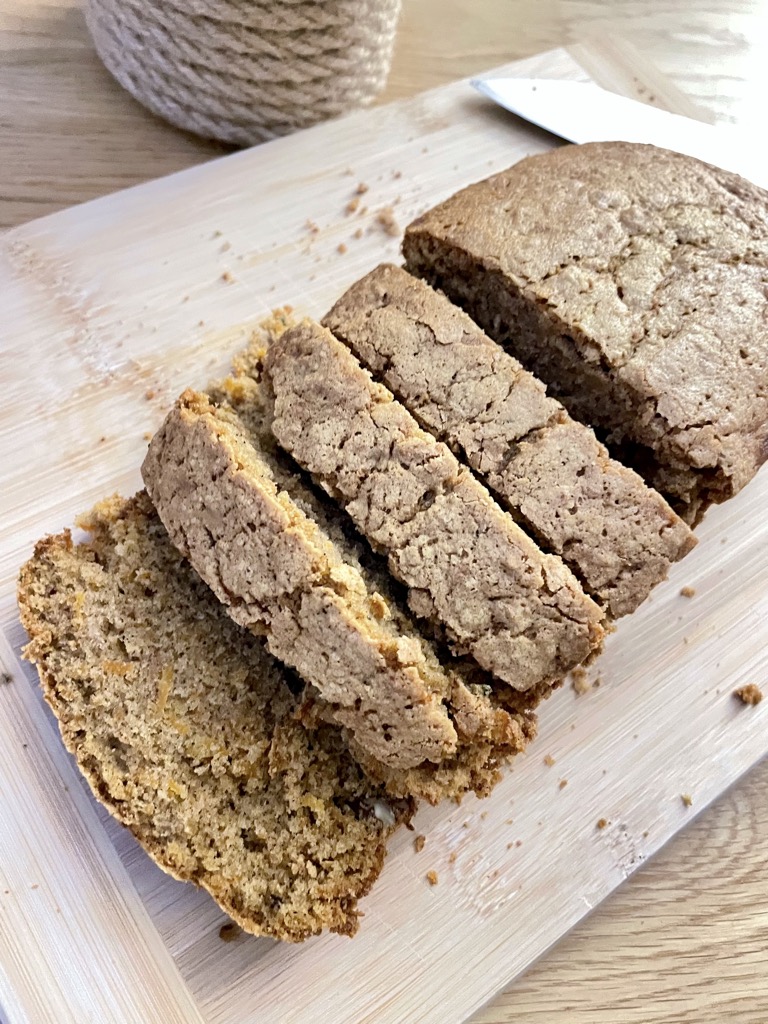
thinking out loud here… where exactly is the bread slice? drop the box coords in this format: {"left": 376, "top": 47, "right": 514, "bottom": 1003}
{"left": 324, "top": 264, "right": 696, "bottom": 617}
{"left": 403, "top": 142, "right": 768, "bottom": 524}
{"left": 203, "top": 369, "right": 538, "bottom": 804}
{"left": 17, "top": 492, "right": 410, "bottom": 942}
{"left": 261, "top": 319, "right": 605, "bottom": 691}
{"left": 142, "top": 389, "right": 459, "bottom": 773}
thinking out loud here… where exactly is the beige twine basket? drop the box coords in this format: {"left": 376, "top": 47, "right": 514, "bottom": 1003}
{"left": 85, "top": 0, "right": 402, "bottom": 146}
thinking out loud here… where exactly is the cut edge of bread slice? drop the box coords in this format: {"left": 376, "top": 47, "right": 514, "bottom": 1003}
{"left": 17, "top": 491, "right": 411, "bottom": 942}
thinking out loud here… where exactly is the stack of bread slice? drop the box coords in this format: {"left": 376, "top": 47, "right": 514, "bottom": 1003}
{"left": 20, "top": 141, "right": 768, "bottom": 942}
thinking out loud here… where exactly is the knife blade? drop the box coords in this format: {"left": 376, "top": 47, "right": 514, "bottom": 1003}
{"left": 472, "top": 77, "right": 765, "bottom": 189}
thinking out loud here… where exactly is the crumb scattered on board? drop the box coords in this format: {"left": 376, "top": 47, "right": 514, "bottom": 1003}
{"left": 597, "top": 818, "right": 608, "bottom": 830}
{"left": 734, "top": 683, "right": 763, "bottom": 705}
{"left": 680, "top": 586, "right": 696, "bottom": 598}
{"left": 375, "top": 207, "right": 400, "bottom": 237}
{"left": 345, "top": 197, "right": 361, "bottom": 215}
{"left": 571, "top": 666, "right": 591, "bottom": 695}
{"left": 221, "top": 270, "right": 235, "bottom": 284}
{"left": 414, "top": 834, "right": 426, "bottom": 853}
{"left": 681, "top": 794, "right": 693, "bottom": 807}
{"left": 543, "top": 754, "right": 556, "bottom": 767}
{"left": 426, "top": 870, "right": 438, "bottom": 886}
{"left": 260, "top": 306, "right": 295, "bottom": 342}
{"left": 0, "top": 672, "right": 12, "bottom": 685}
{"left": 337, "top": 243, "right": 348, "bottom": 254}
{"left": 448, "top": 851, "right": 457, "bottom": 864}
{"left": 355, "top": 182, "right": 369, "bottom": 195}
{"left": 219, "top": 922, "right": 241, "bottom": 942}
{"left": 558, "top": 779, "right": 568, "bottom": 790}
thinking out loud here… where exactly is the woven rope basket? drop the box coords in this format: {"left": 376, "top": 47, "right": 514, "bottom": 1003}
{"left": 85, "top": 0, "right": 402, "bottom": 146}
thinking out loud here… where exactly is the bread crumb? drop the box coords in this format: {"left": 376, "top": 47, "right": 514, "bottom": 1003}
{"left": 30, "top": 884, "right": 39, "bottom": 891}
{"left": 143, "top": 431, "right": 153, "bottom": 442}
{"left": 504, "top": 818, "right": 514, "bottom": 825}
{"left": 221, "top": 270, "right": 235, "bottom": 283}
{"left": 220, "top": 241, "right": 232, "bottom": 253}
{"left": 571, "top": 666, "right": 591, "bottom": 695}
{"left": 462, "top": 821, "right": 469, "bottom": 829}
{"left": 337, "top": 243, "right": 348, "bottom": 255}
{"left": 643, "top": 830, "right": 649, "bottom": 839}
{"left": 515, "top": 839, "right": 522, "bottom": 847}
{"left": 375, "top": 207, "right": 400, "bottom": 237}
{"left": 448, "top": 851, "right": 457, "bottom": 864}
{"left": 543, "top": 754, "right": 556, "bottom": 767}
{"left": 145, "top": 389, "right": 156, "bottom": 401}
{"left": 219, "top": 922, "right": 241, "bottom": 942}
{"left": 353, "top": 227, "right": 364, "bottom": 240}
{"left": 681, "top": 794, "right": 693, "bottom": 807}
{"left": 212, "top": 229, "right": 223, "bottom": 238}
{"left": 305, "top": 219, "right": 320, "bottom": 235}
{"left": 558, "top": 779, "right": 568, "bottom": 790}
{"left": 680, "top": 586, "right": 696, "bottom": 598}
{"left": 392, "top": 170, "right": 402, "bottom": 179}
{"left": 734, "top": 683, "right": 763, "bottom": 705}
{"left": 259, "top": 306, "right": 296, "bottom": 342}
{"left": 507, "top": 842, "right": 514, "bottom": 849}
{"left": 426, "top": 870, "right": 438, "bottom": 886}
{"left": 355, "top": 182, "right": 369, "bottom": 195}
{"left": 597, "top": 818, "right": 608, "bottom": 830}
{"left": 414, "top": 834, "right": 426, "bottom": 853}
{"left": 0, "top": 672, "right": 12, "bottom": 685}
{"left": 480, "top": 811, "right": 488, "bottom": 820}
{"left": 345, "top": 197, "right": 361, "bottom": 215}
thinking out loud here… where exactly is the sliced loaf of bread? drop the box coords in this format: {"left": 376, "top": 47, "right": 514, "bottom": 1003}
{"left": 324, "top": 263, "right": 696, "bottom": 617}
{"left": 261, "top": 320, "right": 605, "bottom": 692}
{"left": 142, "top": 389, "right": 459, "bottom": 773}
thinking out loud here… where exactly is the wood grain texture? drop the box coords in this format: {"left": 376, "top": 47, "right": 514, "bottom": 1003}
{"left": 1, "top": 5, "right": 768, "bottom": 1022}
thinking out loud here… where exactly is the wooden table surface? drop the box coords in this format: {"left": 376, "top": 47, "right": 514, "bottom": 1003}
{"left": 1, "top": 1, "right": 766, "bottom": 1021}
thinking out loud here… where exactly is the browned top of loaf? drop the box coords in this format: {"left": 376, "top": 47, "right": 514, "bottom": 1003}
{"left": 17, "top": 492, "right": 407, "bottom": 943}
{"left": 206, "top": 366, "right": 539, "bottom": 805}
{"left": 142, "top": 389, "right": 459, "bottom": 772}
{"left": 404, "top": 142, "right": 768, "bottom": 499}
{"left": 262, "top": 319, "right": 604, "bottom": 691}
{"left": 324, "top": 263, "right": 696, "bottom": 617}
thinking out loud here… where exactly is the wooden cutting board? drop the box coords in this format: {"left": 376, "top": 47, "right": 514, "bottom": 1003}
{"left": 1, "top": 44, "right": 766, "bottom": 1024}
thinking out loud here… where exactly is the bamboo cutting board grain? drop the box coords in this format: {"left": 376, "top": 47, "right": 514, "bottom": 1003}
{"left": 1, "top": 46, "right": 766, "bottom": 1024}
